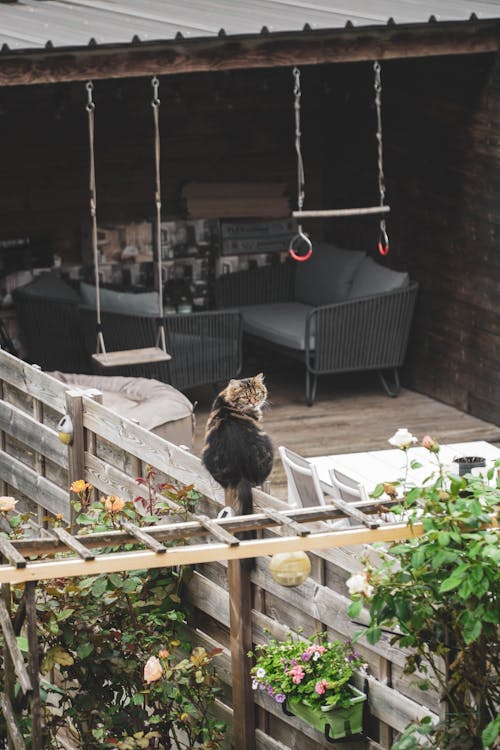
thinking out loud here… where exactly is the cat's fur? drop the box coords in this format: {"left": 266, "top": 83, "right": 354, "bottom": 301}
{"left": 202, "top": 373, "right": 274, "bottom": 519}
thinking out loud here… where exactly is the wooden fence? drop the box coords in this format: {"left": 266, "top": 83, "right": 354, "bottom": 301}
{"left": 0, "top": 348, "right": 440, "bottom": 749}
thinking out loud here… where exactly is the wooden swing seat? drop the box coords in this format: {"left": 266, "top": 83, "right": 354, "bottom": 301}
{"left": 92, "top": 346, "right": 171, "bottom": 368}
{"left": 293, "top": 205, "right": 390, "bottom": 219}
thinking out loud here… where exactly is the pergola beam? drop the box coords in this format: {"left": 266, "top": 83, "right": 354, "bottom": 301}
{"left": 0, "top": 21, "right": 497, "bottom": 87}
{"left": 0, "top": 521, "right": 425, "bottom": 584}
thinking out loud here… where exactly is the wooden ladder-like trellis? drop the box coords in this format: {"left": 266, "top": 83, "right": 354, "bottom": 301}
{"left": 0, "top": 495, "right": 423, "bottom": 750}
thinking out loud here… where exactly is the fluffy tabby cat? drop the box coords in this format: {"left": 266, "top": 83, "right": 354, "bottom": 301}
{"left": 202, "top": 374, "right": 274, "bottom": 519}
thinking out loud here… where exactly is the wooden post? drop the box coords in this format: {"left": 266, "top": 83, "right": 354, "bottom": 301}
{"left": 2, "top": 582, "right": 16, "bottom": 750}
{"left": 226, "top": 488, "right": 255, "bottom": 750}
{"left": 65, "top": 391, "right": 86, "bottom": 528}
{"left": 25, "top": 581, "right": 42, "bottom": 750}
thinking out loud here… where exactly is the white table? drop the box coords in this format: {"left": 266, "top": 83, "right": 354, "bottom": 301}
{"left": 309, "top": 440, "right": 500, "bottom": 497}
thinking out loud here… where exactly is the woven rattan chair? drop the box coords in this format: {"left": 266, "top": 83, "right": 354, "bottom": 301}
{"left": 215, "top": 254, "right": 418, "bottom": 405}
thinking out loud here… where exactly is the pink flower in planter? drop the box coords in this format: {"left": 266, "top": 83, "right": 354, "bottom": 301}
{"left": 288, "top": 664, "right": 305, "bottom": 684}
{"left": 315, "top": 679, "right": 329, "bottom": 695}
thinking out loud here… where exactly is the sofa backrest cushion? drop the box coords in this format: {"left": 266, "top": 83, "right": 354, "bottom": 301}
{"left": 15, "top": 273, "right": 80, "bottom": 303}
{"left": 294, "top": 243, "right": 366, "bottom": 305}
{"left": 348, "top": 256, "right": 410, "bottom": 299}
{"left": 80, "top": 282, "right": 160, "bottom": 316}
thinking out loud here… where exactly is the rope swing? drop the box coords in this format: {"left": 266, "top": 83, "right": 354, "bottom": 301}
{"left": 289, "top": 62, "right": 391, "bottom": 262}
{"left": 86, "top": 78, "right": 171, "bottom": 368}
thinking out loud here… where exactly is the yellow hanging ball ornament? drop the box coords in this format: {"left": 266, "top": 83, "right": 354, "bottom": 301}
{"left": 57, "top": 414, "right": 74, "bottom": 446}
{"left": 269, "top": 551, "right": 311, "bottom": 587}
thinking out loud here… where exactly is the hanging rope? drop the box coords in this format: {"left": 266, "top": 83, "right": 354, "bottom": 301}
{"left": 289, "top": 67, "right": 313, "bottom": 262}
{"left": 85, "top": 81, "right": 106, "bottom": 357}
{"left": 374, "top": 61, "right": 390, "bottom": 256}
{"left": 151, "top": 76, "right": 167, "bottom": 354}
{"left": 85, "top": 79, "right": 170, "bottom": 368}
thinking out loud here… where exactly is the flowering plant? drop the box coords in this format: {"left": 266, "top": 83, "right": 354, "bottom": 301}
{"left": 347, "top": 430, "right": 500, "bottom": 749}
{"left": 249, "top": 632, "right": 364, "bottom": 710}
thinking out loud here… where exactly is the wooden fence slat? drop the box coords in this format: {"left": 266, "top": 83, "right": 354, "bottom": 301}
{"left": 327, "top": 494, "right": 381, "bottom": 529}
{"left": 0, "top": 693, "right": 27, "bottom": 750}
{"left": 65, "top": 391, "right": 86, "bottom": 528}
{"left": 0, "top": 399, "right": 67, "bottom": 469}
{"left": 0, "top": 350, "right": 67, "bottom": 413}
{"left": 0, "top": 536, "right": 26, "bottom": 568}
{"left": 82, "top": 397, "right": 225, "bottom": 503}
{"left": 51, "top": 527, "right": 95, "bottom": 560}
{"left": 0, "top": 448, "right": 69, "bottom": 519}
{"left": 0, "top": 599, "right": 32, "bottom": 694}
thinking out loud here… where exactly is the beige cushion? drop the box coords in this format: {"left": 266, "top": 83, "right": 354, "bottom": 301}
{"left": 51, "top": 372, "right": 194, "bottom": 447}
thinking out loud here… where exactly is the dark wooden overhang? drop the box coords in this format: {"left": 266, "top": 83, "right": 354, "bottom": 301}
{"left": 0, "top": 20, "right": 498, "bottom": 87}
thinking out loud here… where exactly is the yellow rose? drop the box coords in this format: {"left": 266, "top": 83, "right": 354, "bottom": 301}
{"left": 0, "top": 496, "right": 17, "bottom": 513}
{"left": 103, "top": 495, "right": 125, "bottom": 513}
{"left": 71, "top": 480, "right": 90, "bottom": 494}
{"left": 144, "top": 655, "right": 163, "bottom": 684}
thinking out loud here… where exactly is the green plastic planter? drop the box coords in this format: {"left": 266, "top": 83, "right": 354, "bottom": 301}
{"left": 286, "top": 685, "right": 367, "bottom": 741}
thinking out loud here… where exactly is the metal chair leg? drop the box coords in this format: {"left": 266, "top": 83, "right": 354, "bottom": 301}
{"left": 305, "top": 371, "right": 318, "bottom": 406}
{"left": 377, "top": 368, "right": 401, "bottom": 397}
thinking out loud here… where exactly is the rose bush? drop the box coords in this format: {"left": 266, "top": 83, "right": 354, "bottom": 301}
{"left": 347, "top": 432, "right": 500, "bottom": 750}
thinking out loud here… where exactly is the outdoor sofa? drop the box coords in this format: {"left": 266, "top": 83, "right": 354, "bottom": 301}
{"left": 215, "top": 243, "right": 418, "bottom": 405}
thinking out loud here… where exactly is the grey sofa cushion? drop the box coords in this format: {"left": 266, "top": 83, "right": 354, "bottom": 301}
{"left": 241, "top": 302, "right": 314, "bottom": 351}
{"left": 349, "top": 256, "right": 410, "bottom": 299}
{"left": 51, "top": 372, "right": 194, "bottom": 447}
{"left": 17, "top": 273, "right": 80, "bottom": 302}
{"left": 294, "top": 243, "right": 366, "bottom": 306}
{"left": 80, "top": 282, "right": 160, "bottom": 316}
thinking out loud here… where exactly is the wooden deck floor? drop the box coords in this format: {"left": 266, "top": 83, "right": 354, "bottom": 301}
{"left": 189, "top": 357, "right": 500, "bottom": 500}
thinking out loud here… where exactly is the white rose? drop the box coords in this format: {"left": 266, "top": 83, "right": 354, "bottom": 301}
{"left": 388, "top": 428, "right": 417, "bottom": 450}
{"left": 346, "top": 572, "right": 374, "bottom": 598}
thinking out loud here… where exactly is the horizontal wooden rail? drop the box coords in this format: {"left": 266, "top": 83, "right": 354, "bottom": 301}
{"left": 0, "top": 521, "right": 425, "bottom": 584}
{"left": 0, "top": 350, "right": 67, "bottom": 413}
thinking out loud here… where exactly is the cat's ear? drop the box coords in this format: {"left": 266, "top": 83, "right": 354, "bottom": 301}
{"left": 254, "top": 373, "right": 265, "bottom": 382}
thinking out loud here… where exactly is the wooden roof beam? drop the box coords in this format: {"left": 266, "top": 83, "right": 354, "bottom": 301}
{"left": 0, "top": 21, "right": 498, "bottom": 86}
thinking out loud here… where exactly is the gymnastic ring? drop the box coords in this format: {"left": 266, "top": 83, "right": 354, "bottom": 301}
{"left": 378, "top": 227, "right": 390, "bottom": 256}
{"left": 289, "top": 231, "right": 313, "bottom": 262}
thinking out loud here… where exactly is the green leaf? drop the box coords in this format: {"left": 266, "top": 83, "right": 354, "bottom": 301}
{"left": 366, "top": 626, "right": 381, "bottom": 645}
{"left": 463, "top": 617, "right": 482, "bottom": 644}
{"left": 347, "top": 599, "right": 363, "bottom": 618}
{"left": 16, "top": 636, "right": 28, "bottom": 653}
{"left": 439, "top": 573, "right": 464, "bottom": 593}
{"left": 77, "top": 642, "right": 94, "bottom": 659}
{"left": 132, "top": 693, "right": 145, "bottom": 706}
{"left": 482, "top": 717, "right": 500, "bottom": 748}
{"left": 370, "top": 484, "right": 384, "bottom": 498}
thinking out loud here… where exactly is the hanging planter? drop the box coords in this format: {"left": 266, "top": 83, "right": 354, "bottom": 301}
{"left": 283, "top": 684, "right": 367, "bottom": 742}
{"left": 249, "top": 632, "right": 367, "bottom": 742}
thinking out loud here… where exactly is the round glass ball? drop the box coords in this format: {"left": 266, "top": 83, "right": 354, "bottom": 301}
{"left": 269, "top": 551, "right": 311, "bottom": 587}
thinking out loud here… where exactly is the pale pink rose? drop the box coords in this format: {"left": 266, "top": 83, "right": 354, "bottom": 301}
{"left": 144, "top": 655, "right": 163, "bottom": 684}
{"left": 0, "top": 496, "right": 17, "bottom": 513}
{"left": 422, "top": 435, "right": 440, "bottom": 453}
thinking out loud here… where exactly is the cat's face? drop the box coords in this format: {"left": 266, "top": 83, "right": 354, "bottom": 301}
{"left": 224, "top": 373, "right": 267, "bottom": 410}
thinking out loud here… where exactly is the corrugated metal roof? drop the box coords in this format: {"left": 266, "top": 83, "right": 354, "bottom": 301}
{"left": 0, "top": 0, "right": 499, "bottom": 52}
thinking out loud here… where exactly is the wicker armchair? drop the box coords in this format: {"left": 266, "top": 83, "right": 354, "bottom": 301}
{"left": 215, "top": 253, "right": 418, "bottom": 405}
